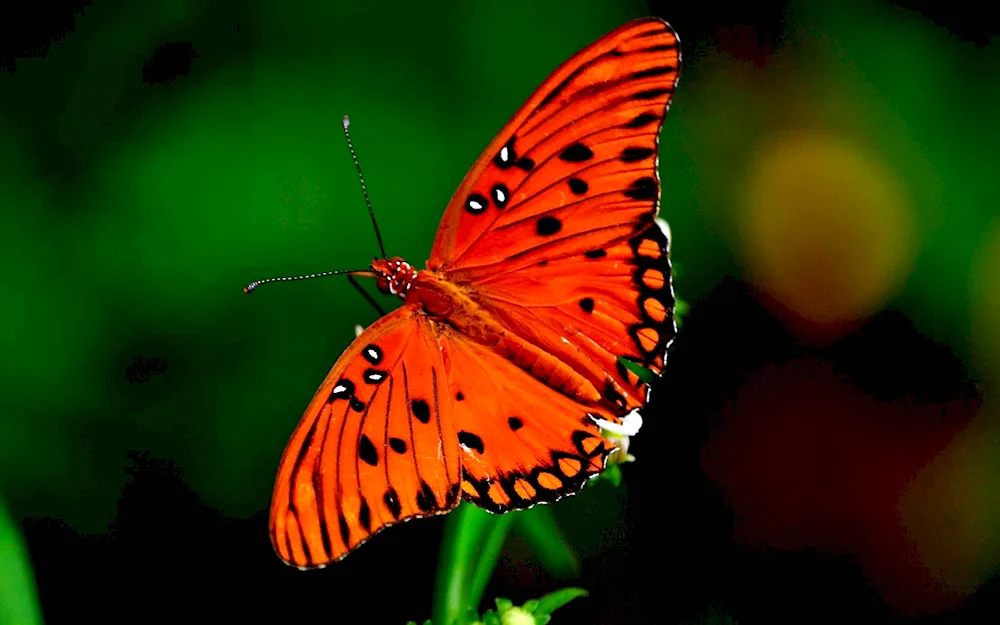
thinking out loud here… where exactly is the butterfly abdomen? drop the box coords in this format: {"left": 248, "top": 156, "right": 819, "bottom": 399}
{"left": 407, "top": 270, "right": 603, "bottom": 406}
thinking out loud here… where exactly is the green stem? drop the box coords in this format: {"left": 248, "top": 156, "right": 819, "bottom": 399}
{"left": 432, "top": 503, "right": 511, "bottom": 625}
{"left": 466, "top": 512, "right": 516, "bottom": 613}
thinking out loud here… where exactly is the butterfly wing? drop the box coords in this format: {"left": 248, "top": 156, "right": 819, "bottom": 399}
{"left": 426, "top": 18, "right": 680, "bottom": 413}
{"left": 441, "top": 330, "right": 619, "bottom": 512}
{"left": 269, "top": 306, "right": 461, "bottom": 568}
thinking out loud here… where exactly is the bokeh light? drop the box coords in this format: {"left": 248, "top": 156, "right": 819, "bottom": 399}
{"left": 739, "top": 132, "right": 915, "bottom": 340}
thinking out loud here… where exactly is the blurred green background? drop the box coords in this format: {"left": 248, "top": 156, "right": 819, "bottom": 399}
{"left": 2, "top": 0, "right": 998, "bottom": 622}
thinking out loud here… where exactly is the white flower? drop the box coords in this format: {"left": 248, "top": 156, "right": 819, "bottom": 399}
{"left": 500, "top": 607, "right": 535, "bottom": 625}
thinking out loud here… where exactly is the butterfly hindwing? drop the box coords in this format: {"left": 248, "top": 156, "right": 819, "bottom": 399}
{"left": 428, "top": 18, "right": 680, "bottom": 412}
{"left": 440, "top": 329, "right": 617, "bottom": 513}
{"left": 270, "top": 307, "right": 461, "bottom": 568}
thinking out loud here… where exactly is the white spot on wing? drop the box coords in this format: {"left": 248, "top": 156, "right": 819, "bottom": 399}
{"left": 500, "top": 146, "right": 509, "bottom": 162}
{"left": 333, "top": 384, "right": 347, "bottom": 394}
{"left": 469, "top": 200, "right": 483, "bottom": 211}
{"left": 495, "top": 188, "right": 506, "bottom": 203}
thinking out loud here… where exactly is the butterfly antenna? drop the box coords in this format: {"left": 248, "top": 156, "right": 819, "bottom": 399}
{"left": 243, "top": 268, "right": 372, "bottom": 294}
{"left": 342, "top": 115, "right": 387, "bottom": 259}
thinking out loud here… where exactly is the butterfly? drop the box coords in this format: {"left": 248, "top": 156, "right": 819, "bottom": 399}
{"left": 257, "top": 17, "right": 680, "bottom": 569}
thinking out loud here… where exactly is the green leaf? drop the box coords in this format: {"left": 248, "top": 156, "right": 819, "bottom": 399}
{"left": 513, "top": 506, "right": 578, "bottom": 578}
{"left": 600, "top": 464, "right": 623, "bottom": 487}
{"left": 617, "top": 356, "right": 657, "bottom": 384}
{"left": 494, "top": 598, "right": 513, "bottom": 612}
{"left": 675, "top": 297, "right": 690, "bottom": 328}
{"left": 533, "top": 587, "right": 589, "bottom": 617}
{"left": 459, "top": 606, "right": 481, "bottom": 625}
{"left": 0, "top": 499, "right": 43, "bottom": 625}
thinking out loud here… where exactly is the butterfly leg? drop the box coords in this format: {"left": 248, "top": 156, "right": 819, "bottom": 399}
{"left": 348, "top": 273, "right": 387, "bottom": 316}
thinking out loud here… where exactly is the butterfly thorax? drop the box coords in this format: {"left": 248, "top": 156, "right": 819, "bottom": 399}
{"left": 371, "top": 256, "right": 606, "bottom": 408}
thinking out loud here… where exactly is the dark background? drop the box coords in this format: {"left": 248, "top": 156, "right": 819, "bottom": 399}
{"left": 2, "top": 0, "right": 998, "bottom": 623}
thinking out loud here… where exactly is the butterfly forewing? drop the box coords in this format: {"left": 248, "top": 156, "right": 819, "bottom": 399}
{"left": 428, "top": 18, "right": 680, "bottom": 412}
{"left": 270, "top": 307, "right": 461, "bottom": 568}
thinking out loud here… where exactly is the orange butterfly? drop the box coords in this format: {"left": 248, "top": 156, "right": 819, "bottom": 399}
{"left": 253, "top": 17, "right": 680, "bottom": 569}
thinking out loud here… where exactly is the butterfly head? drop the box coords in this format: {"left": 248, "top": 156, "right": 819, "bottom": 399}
{"left": 370, "top": 256, "right": 418, "bottom": 298}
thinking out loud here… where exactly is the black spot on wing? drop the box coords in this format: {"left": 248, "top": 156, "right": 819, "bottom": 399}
{"left": 384, "top": 488, "right": 401, "bottom": 520}
{"left": 537, "top": 217, "right": 562, "bottom": 236}
{"left": 621, "top": 147, "right": 655, "bottom": 163}
{"left": 494, "top": 137, "right": 518, "bottom": 169}
{"left": 492, "top": 183, "right": 509, "bottom": 208}
{"left": 328, "top": 379, "right": 354, "bottom": 402}
{"left": 625, "top": 112, "right": 659, "bottom": 129}
{"left": 624, "top": 177, "right": 658, "bottom": 201}
{"left": 559, "top": 143, "right": 594, "bottom": 162}
{"left": 359, "top": 497, "right": 372, "bottom": 532}
{"left": 416, "top": 480, "right": 437, "bottom": 512}
{"left": 338, "top": 514, "right": 350, "bottom": 546}
{"left": 359, "top": 434, "right": 378, "bottom": 466}
{"left": 633, "top": 88, "right": 672, "bottom": 100}
{"left": 466, "top": 193, "right": 488, "bottom": 215}
{"left": 362, "top": 345, "right": 383, "bottom": 365}
{"left": 411, "top": 399, "right": 431, "bottom": 424}
{"left": 458, "top": 431, "right": 485, "bottom": 454}
{"left": 630, "top": 65, "right": 676, "bottom": 79}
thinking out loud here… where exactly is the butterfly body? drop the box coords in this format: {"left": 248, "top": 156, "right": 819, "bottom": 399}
{"left": 266, "top": 17, "right": 681, "bottom": 568}
{"left": 372, "top": 256, "right": 612, "bottom": 408}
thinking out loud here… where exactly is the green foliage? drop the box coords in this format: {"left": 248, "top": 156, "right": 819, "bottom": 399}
{"left": 431, "top": 501, "right": 584, "bottom": 625}
{"left": 410, "top": 587, "right": 587, "bottom": 625}
{"left": 0, "top": 500, "right": 44, "bottom": 625}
